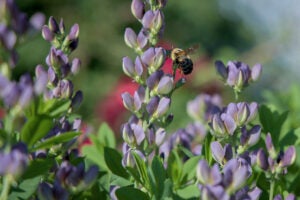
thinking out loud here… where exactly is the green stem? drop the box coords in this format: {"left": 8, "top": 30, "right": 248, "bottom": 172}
{"left": 0, "top": 175, "right": 13, "bottom": 200}
{"left": 269, "top": 179, "right": 275, "bottom": 200}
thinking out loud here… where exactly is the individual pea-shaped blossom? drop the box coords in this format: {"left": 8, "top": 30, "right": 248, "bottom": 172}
{"left": 209, "top": 113, "right": 237, "bottom": 137}
{"left": 141, "top": 47, "right": 166, "bottom": 74}
{"left": 0, "top": 143, "right": 29, "bottom": 178}
{"left": 146, "top": 70, "right": 174, "bottom": 95}
{"left": 225, "top": 102, "right": 258, "bottom": 126}
{"left": 146, "top": 96, "right": 171, "bottom": 120}
{"left": 210, "top": 141, "right": 233, "bottom": 165}
{"left": 122, "top": 123, "right": 145, "bottom": 148}
{"left": 124, "top": 28, "right": 148, "bottom": 53}
{"left": 121, "top": 91, "right": 142, "bottom": 113}
{"left": 37, "top": 181, "right": 69, "bottom": 200}
{"left": 238, "top": 125, "right": 261, "bottom": 153}
{"left": 187, "top": 93, "right": 222, "bottom": 122}
{"left": 122, "top": 145, "right": 146, "bottom": 168}
{"left": 215, "top": 60, "right": 262, "bottom": 94}
{"left": 257, "top": 133, "right": 296, "bottom": 174}
{"left": 141, "top": 10, "right": 164, "bottom": 44}
{"left": 122, "top": 56, "right": 144, "bottom": 81}
{"left": 131, "top": 0, "right": 145, "bottom": 20}
{"left": 55, "top": 161, "right": 99, "bottom": 191}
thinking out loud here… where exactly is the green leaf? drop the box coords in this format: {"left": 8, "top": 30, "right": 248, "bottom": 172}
{"left": 161, "top": 179, "right": 173, "bottom": 199}
{"left": 9, "top": 176, "right": 41, "bottom": 200}
{"left": 31, "top": 131, "right": 80, "bottom": 151}
{"left": 259, "top": 105, "right": 289, "bottom": 145}
{"left": 204, "top": 134, "right": 212, "bottom": 165}
{"left": 176, "top": 184, "right": 200, "bottom": 199}
{"left": 167, "top": 150, "right": 182, "bottom": 187}
{"left": 110, "top": 174, "right": 132, "bottom": 187}
{"left": 115, "top": 186, "right": 149, "bottom": 200}
{"left": 22, "top": 158, "right": 55, "bottom": 179}
{"left": 126, "top": 166, "right": 143, "bottom": 185}
{"left": 98, "top": 123, "right": 116, "bottom": 148}
{"left": 281, "top": 128, "right": 300, "bottom": 147}
{"left": 181, "top": 156, "right": 201, "bottom": 184}
{"left": 132, "top": 151, "right": 150, "bottom": 189}
{"left": 104, "top": 147, "right": 129, "bottom": 178}
{"left": 20, "top": 115, "right": 53, "bottom": 148}
{"left": 82, "top": 144, "right": 108, "bottom": 170}
{"left": 148, "top": 156, "right": 166, "bottom": 199}
{"left": 38, "top": 98, "right": 71, "bottom": 117}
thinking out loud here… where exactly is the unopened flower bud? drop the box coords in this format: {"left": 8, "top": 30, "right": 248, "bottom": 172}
{"left": 124, "top": 28, "right": 137, "bottom": 49}
{"left": 280, "top": 146, "right": 296, "bottom": 167}
{"left": 131, "top": 0, "right": 145, "bottom": 20}
{"left": 257, "top": 149, "right": 269, "bottom": 170}
{"left": 42, "top": 25, "right": 54, "bottom": 41}
{"left": 68, "top": 24, "right": 79, "bottom": 40}
{"left": 157, "top": 75, "right": 173, "bottom": 95}
{"left": 48, "top": 16, "right": 60, "bottom": 34}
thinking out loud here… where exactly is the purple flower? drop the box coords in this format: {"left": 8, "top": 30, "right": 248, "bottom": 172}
{"left": 211, "top": 142, "right": 232, "bottom": 165}
{"left": 196, "top": 160, "right": 222, "bottom": 185}
{"left": 240, "top": 125, "right": 261, "bottom": 148}
{"left": 141, "top": 47, "right": 166, "bottom": 73}
{"left": 187, "top": 94, "right": 222, "bottom": 122}
{"left": 0, "top": 143, "right": 28, "bottom": 178}
{"left": 131, "top": 0, "right": 145, "bottom": 20}
{"left": 215, "top": 60, "right": 262, "bottom": 93}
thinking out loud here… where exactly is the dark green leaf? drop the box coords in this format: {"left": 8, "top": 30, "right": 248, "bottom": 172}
{"left": 20, "top": 115, "right": 53, "bottom": 148}
{"left": 104, "top": 147, "right": 129, "bottom": 178}
{"left": 149, "top": 156, "right": 166, "bottom": 199}
{"left": 22, "top": 158, "right": 54, "bottom": 179}
{"left": 98, "top": 123, "right": 116, "bottom": 148}
{"left": 9, "top": 176, "right": 41, "bottom": 200}
{"left": 115, "top": 186, "right": 149, "bottom": 200}
{"left": 167, "top": 150, "right": 182, "bottom": 187}
{"left": 181, "top": 156, "right": 201, "bottom": 184}
{"left": 259, "top": 105, "right": 289, "bottom": 145}
{"left": 31, "top": 131, "right": 80, "bottom": 151}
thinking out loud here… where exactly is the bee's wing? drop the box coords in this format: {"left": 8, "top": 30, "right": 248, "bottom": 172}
{"left": 185, "top": 44, "right": 200, "bottom": 55}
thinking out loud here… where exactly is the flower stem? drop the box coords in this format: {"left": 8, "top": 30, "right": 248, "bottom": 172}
{"left": 269, "top": 179, "right": 275, "bottom": 200}
{"left": 0, "top": 175, "right": 13, "bottom": 200}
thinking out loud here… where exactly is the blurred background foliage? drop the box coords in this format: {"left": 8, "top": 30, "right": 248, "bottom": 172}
{"left": 12, "top": 0, "right": 300, "bottom": 133}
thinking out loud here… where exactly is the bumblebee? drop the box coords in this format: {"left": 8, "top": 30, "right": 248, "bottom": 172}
{"left": 170, "top": 45, "right": 198, "bottom": 75}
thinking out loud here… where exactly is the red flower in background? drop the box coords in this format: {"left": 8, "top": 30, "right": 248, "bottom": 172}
{"left": 96, "top": 77, "right": 138, "bottom": 132}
